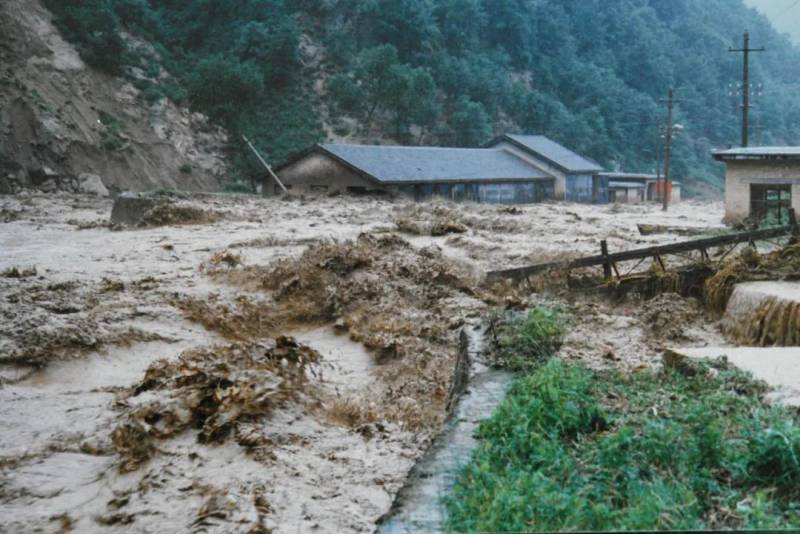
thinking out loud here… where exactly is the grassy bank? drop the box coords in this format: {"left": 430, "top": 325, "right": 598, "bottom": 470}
{"left": 445, "top": 310, "right": 800, "bottom": 531}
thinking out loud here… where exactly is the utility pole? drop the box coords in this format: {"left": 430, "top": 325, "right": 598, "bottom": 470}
{"left": 654, "top": 120, "right": 662, "bottom": 203}
{"left": 242, "top": 135, "right": 288, "bottom": 194}
{"left": 729, "top": 31, "right": 765, "bottom": 147}
{"left": 661, "top": 89, "right": 680, "bottom": 212}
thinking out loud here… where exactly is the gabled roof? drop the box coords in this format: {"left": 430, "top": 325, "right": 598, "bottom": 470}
{"left": 494, "top": 134, "right": 603, "bottom": 173}
{"left": 282, "top": 144, "right": 553, "bottom": 184}
{"left": 712, "top": 146, "right": 800, "bottom": 160}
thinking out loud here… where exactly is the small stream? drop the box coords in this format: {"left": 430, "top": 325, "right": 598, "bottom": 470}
{"left": 378, "top": 324, "right": 514, "bottom": 533}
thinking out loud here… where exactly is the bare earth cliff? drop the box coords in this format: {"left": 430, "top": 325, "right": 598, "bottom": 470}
{"left": 0, "top": 0, "right": 228, "bottom": 194}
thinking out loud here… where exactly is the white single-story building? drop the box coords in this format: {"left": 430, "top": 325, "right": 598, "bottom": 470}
{"left": 712, "top": 147, "right": 800, "bottom": 224}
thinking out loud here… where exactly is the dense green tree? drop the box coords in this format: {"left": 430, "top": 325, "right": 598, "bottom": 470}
{"left": 44, "top": 0, "right": 800, "bottom": 190}
{"left": 186, "top": 54, "right": 263, "bottom": 123}
{"left": 450, "top": 98, "right": 492, "bottom": 147}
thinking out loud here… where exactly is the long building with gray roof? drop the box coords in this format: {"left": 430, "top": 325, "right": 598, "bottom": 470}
{"left": 271, "top": 135, "right": 607, "bottom": 204}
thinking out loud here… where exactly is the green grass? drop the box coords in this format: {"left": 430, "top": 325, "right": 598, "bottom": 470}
{"left": 444, "top": 358, "right": 800, "bottom": 532}
{"left": 491, "top": 307, "right": 565, "bottom": 372}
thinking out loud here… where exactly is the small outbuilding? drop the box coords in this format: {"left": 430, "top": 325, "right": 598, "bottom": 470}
{"left": 600, "top": 172, "right": 681, "bottom": 204}
{"left": 712, "top": 147, "right": 800, "bottom": 224}
{"left": 607, "top": 180, "right": 646, "bottom": 203}
{"left": 272, "top": 144, "right": 556, "bottom": 204}
{"left": 487, "top": 134, "right": 606, "bottom": 202}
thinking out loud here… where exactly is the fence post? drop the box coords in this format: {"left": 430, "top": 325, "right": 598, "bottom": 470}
{"left": 600, "top": 240, "right": 612, "bottom": 280}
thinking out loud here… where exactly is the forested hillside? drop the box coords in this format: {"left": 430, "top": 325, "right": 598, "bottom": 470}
{"left": 45, "top": 0, "right": 800, "bottom": 192}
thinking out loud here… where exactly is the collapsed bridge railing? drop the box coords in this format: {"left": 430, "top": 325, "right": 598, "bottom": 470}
{"left": 487, "top": 209, "right": 799, "bottom": 284}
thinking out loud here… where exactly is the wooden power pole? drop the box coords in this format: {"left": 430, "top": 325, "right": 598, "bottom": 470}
{"left": 243, "top": 135, "right": 288, "bottom": 194}
{"left": 654, "top": 120, "right": 662, "bottom": 203}
{"left": 661, "top": 89, "right": 680, "bottom": 212}
{"left": 729, "top": 31, "right": 765, "bottom": 147}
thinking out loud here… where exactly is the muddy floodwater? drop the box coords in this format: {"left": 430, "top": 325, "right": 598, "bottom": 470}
{"left": 0, "top": 192, "right": 730, "bottom": 531}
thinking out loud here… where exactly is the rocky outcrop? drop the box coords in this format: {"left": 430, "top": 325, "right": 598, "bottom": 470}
{"left": 0, "top": 0, "right": 229, "bottom": 193}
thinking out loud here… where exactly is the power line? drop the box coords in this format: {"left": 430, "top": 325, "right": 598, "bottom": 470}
{"left": 779, "top": 0, "right": 800, "bottom": 16}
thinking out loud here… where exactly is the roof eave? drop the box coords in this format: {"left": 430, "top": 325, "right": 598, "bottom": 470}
{"left": 380, "top": 176, "right": 555, "bottom": 185}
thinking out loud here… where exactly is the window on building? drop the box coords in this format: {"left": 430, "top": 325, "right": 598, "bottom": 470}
{"left": 750, "top": 184, "right": 792, "bottom": 225}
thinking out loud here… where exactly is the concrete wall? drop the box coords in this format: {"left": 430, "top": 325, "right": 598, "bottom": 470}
{"left": 272, "top": 151, "right": 380, "bottom": 196}
{"left": 610, "top": 187, "right": 644, "bottom": 203}
{"left": 723, "top": 160, "right": 800, "bottom": 221}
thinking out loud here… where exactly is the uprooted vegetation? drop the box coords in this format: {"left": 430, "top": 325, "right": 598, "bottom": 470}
{"left": 141, "top": 201, "right": 221, "bottom": 227}
{"left": 203, "top": 233, "right": 485, "bottom": 430}
{"left": 445, "top": 356, "right": 800, "bottom": 532}
{"left": 171, "top": 294, "right": 276, "bottom": 341}
{"left": 112, "top": 338, "right": 320, "bottom": 472}
{"left": 394, "top": 204, "right": 468, "bottom": 236}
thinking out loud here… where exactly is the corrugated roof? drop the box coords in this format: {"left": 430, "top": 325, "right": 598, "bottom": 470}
{"left": 502, "top": 135, "right": 603, "bottom": 173}
{"left": 320, "top": 144, "right": 552, "bottom": 184}
{"left": 713, "top": 146, "right": 800, "bottom": 159}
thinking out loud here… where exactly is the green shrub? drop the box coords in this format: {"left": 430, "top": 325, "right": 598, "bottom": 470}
{"left": 99, "top": 111, "right": 125, "bottom": 151}
{"left": 179, "top": 163, "right": 193, "bottom": 175}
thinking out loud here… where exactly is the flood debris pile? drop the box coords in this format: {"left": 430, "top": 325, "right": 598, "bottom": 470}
{"left": 109, "top": 193, "right": 222, "bottom": 227}
{"left": 0, "top": 276, "right": 161, "bottom": 367}
{"left": 705, "top": 244, "right": 800, "bottom": 312}
{"left": 112, "top": 337, "right": 320, "bottom": 472}
{"left": 140, "top": 201, "right": 221, "bottom": 227}
{"left": 172, "top": 294, "right": 276, "bottom": 341}
{"left": 640, "top": 293, "right": 704, "bottom": 342}
{"left": 394, "top": 204, "right": 468, "bottom": 236}
{"left": 245, "top": 233, "right": 483, "bottom": 429}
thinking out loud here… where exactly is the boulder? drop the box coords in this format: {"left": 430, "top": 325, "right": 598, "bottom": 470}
{"left": 78, "top": 173, "right": 109, "bottom": 197}
{"left": 110, "top": 193, "right": 162, "bottom": 225}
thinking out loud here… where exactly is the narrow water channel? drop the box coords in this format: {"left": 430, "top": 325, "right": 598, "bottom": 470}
{"left": 378, "top": 324, "right": 514, "bottom": 533}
